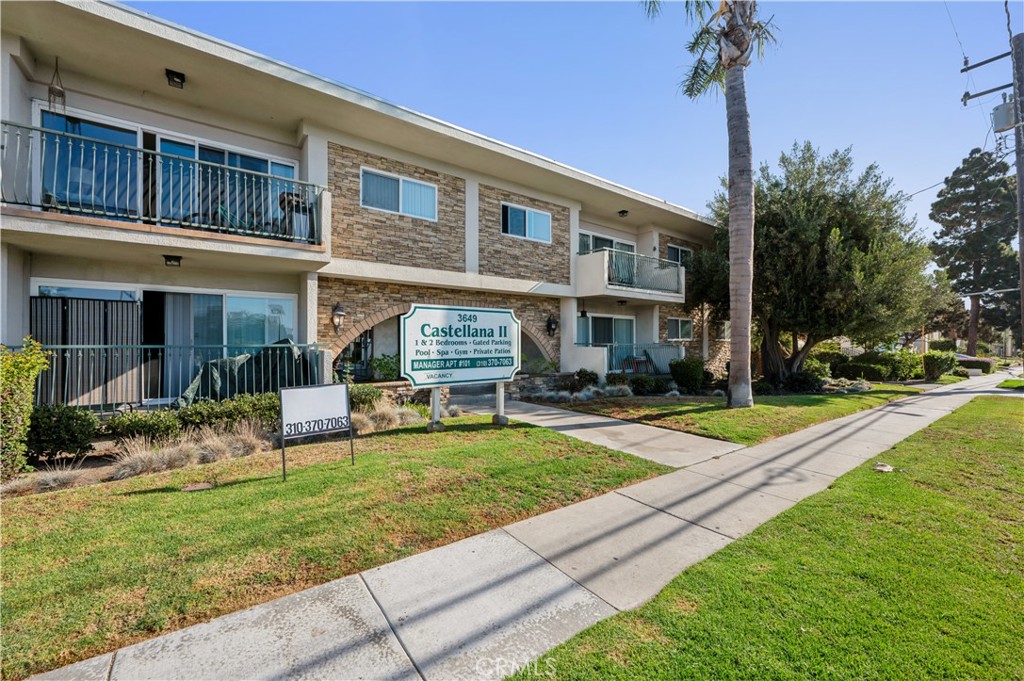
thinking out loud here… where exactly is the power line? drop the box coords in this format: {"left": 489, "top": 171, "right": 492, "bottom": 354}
{"left": 944, "top": 1, "right": 968, "bottom": 58}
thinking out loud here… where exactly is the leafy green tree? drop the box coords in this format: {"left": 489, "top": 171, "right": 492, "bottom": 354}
{"left": 690, "top": 142, "right": 932, "bottom": 384}
{"left": 929, "top": 148, "right": 1018, "bottom": 356}
{"left": 643, "top": 0, "right": 776, "bottom": 407}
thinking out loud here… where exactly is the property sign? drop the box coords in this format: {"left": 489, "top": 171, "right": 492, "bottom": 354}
{"left": 401, "top": 304, "right": 521, "bottom": 388}
{"left": 279, "top": 383, "right": 354, "bottom": 479}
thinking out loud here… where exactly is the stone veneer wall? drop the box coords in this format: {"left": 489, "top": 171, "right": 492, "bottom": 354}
{"left": 327, "top": 143, "right": 466, "bottom": 271}
{"left": 477, "top": 185, "right": 571, "bottom": 285}
{"left": 659, "top": 303, "right": 729, "bottom": 377}
{"left": 319, "top": 277, "right": 560, "bottom": 362}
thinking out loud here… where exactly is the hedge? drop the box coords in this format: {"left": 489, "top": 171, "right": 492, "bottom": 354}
{"left": 923, "top": 351, "right": 958, "bottom": 381}
{"left": 106, "top": 410, "right": 183, "bottom": 441}
{"left": 628, "top": 374, "right": 672, "bottom": 396}
{"left": 1, "top": 340, "right": 50, "bottom": 481}
{"left": 27, "top": 405, "right": 99, "bottom": 460}
{"left": 929, "top": 339, "right": 957, "bottom": 352}
{"left": 832, "top": 362, "right": 891, "bottom": 382}
{"left": 957, "top": 357, "right": 995, "bottom": 374}
{"left": 669, "top": 357, "right": 704, "bottom": 394}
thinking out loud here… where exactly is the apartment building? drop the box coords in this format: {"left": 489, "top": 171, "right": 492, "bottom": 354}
{"left": 0, "top": 1, "right": 727, "bottom": 408}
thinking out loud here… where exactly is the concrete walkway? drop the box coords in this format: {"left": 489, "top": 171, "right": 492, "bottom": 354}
{"left": 37, "top": 372, "right": 1020, "bottom": 681}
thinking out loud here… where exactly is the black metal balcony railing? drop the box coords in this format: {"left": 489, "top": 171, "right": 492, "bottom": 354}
{"left": 605, "top": 250, "right": 684, "bottom": 294}
{"left": 12, "top": 343, "right": 326, "bottom": 416}
{"left": 1, "top": 121, "right": 324, "bottom": 245}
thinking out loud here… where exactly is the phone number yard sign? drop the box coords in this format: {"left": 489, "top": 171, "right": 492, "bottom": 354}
{"left": 401, "top": 304, "right": 521, "bottom": 387}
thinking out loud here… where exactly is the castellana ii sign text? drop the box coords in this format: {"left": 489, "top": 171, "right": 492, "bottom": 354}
{"left": 401, "top": 304, "right": 521, "bottom": 387}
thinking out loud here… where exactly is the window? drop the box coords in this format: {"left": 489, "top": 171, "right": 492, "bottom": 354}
{"left": 579, "top": 232, "right": 635, "bottom": 255}
{"left": 501, "top": 203, "right": 551, "bottom": 242}
{"left": 360, "top": 169, "right": 437, "bottom": 220}
{"left": 666, "top": 244, "right": 693, "bottom": 268}
{"left": 716, "top": 321, "right": 731, "bottom": 340}
{"left": 667, "top": 318, "right": 693, "bottom": 341}
{"left": 226, "top": 296, "right": 296, "bottom": 350}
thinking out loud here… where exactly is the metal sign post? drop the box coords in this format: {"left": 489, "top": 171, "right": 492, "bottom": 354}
{"left": 279, "top": 383, "right": 355, "bottom": 481}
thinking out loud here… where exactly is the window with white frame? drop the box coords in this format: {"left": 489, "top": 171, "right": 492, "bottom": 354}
{"left": 716, "top": 321, "right": 731, "bottom": 340}
{"left": 360, "top": 168, "right": 437, "bottom": 221}
{"left": 578, "top": 232, "right": 635, "bottom": 255}
{"left": 667, "top": 318, "right": 693, "bottom": 341}
{"left": 501, "top": 203, "right": 551, "bottom": 242}
{"left": 666, "top": 244, "right": 694, "bottom": 268}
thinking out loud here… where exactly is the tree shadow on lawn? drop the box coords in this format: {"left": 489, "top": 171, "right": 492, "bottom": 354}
{"left": 118, "top": 476, "right": 277, "bottom": 496}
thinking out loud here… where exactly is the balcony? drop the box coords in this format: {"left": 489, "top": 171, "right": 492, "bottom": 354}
{"left": 0, "top": 121, "right": 325, "bottom": 246}
{"left": 576, "top": 248, "right": 685, "bottom": 300}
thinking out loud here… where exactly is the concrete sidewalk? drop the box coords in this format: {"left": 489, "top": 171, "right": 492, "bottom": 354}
{"left": 37, "top": 373, "right": 1019, "bottom": 681}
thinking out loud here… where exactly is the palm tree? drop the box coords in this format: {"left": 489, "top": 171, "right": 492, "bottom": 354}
{"left": 644, "top": 1, "right": 775, "bottom": 407}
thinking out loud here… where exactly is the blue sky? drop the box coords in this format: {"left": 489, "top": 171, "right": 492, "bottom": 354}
{"left": 129, "top": 1, "right": 1021, "bottom": 239}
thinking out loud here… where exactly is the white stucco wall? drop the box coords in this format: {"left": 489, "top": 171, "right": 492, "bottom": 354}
{"left": 0, "top": 243, "right": 31, "bottom": 345}
{"left": 373, "top": 316, "right": 400, "bottom": 356}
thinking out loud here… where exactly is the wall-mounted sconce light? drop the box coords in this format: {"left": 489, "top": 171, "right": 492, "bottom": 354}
{"left": 617, "top": 300, "right": 628, "bottom": 307}
{"left": 546, "top": 316, "right": 560, "bottom": 336}
{"left": 165, "top": 69, "right": 186, "bottom": 89}
{"left": 331, "top": 303, "right": 346, "bottom": 334}
{"left": 163, "top": 254, "right": 182, "bottom": 267}
{"left": 617, "top": 209, "right": 629, "bottom": 218}
{"left": 578, "top": 300, "right": 588, "bottom": 318}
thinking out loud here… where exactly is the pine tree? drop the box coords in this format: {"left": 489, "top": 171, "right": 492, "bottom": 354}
{"left": 929, "top": 148, "right": 1018, "bottom": 356}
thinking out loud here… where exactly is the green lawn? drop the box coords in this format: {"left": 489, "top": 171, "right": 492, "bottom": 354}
{"left": 514, "top": 397, "right": 1024, "bottom": 681}
{"left": 934, "top": 374, "right": 968, "bottom": 384}
{"left": 562, "top": 386, "right": 921, "bottom": 445}
{"left": 0, "top": 417, "right": 667, "bottom": 680}
{"left": 997, "top": 378, "right": 1024, "bottom": 390}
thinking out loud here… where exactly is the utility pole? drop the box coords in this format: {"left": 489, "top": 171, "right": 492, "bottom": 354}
{"left": 961, "top": 32, "right": 1024, "bottom": 353}
{"left": 1011, "top": 33, "right": 1023, "bottom": 354}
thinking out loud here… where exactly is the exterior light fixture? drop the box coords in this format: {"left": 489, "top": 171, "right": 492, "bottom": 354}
{"left": 578, "top": 300, "right": 588, "bottom": 318}
{"left": 617, "top": 300, "right": 628, "bottom": 306}
{"left": 546, "top": 316, "right": 560, "bottom": 336}
{"left": 165, "top": 69, "right": 186, "bottom": 89}
{"left": 617, "top": 209, "right": 629, "bottom": 218}
{"left": 331, "top": 303, "right": 346, "bottom": 334}
{"left": 163, "top": 254, "right": 182, "bottom": 267}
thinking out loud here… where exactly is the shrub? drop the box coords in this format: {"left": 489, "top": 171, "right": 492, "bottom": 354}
{"left": 958, "top": 357, "right": 995, "bottom": 374}
{"left": 28, "top": 405, "right": 99, "bottom": 460}
{"left": 368, "top": 400, "right": 400, "bottom": 431}
{"left": 604, "top": 371, "right": 630, "bottom": 386}
{"left": 857, "top": 350, "right": 920, "bottom": 381}
{"left": 923, "top": 351, "right": 958, "bottom": 381}
{"left": 752, "top": 380, "right": 776, "bottom": 396}
{"left": 629, "top": 375, "right": 671, "bottom": 396}
{"left": 106, "top": 410, "right": 182, "bottom": 441}
{"left": 35, "top": 464, "right": 84, "bottom": 493}
{"left": 369, "top": 353, "right": 400, "bottom": 381}
{"left": 801, "top": 356, "right": 832, "bottom": 380}
{"left": 809, "top": 347, "right": 850, "bottom": 369}
{"left": 110, "top": 436, "right": 194, "bottom": 480}
{"left": 669, "top": 357, "right": 705, "bottom": 394}
{"left": 0, "top": 339, "right": 50, "bottom": 482}
{"left": 974, "top": 341, "right": 992, "bottom": 356}
{"left": 928, "top": 339, "right": 957, "bottom": 352}
{"left": 603, "top": 385, "right": 633, "bottom": 398}
{"left": 952, "top": 366, "right": 970, "bottom": 378}
{"left": 176, "top": 392, "right": 280, "bottom": 430}
{"left": 442, "top": 404, "right": 464, "bottom": 418}
{"left": 555, "top": 369, "right": 600, "bottom": 393}
{"left": 832, "top": 363, "right": 891, "bottom": 382}
{"left": 348, "top": 384, "right": 384, "bottom": 412}
{"left": 784, "top": 371, "right": 825, "bottom": 393}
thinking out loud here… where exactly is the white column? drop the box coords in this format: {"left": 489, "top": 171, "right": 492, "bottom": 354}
{"left": 559, "top": 297, "right": 578, "bottom": 372}
{"left": 465, "top": 178, "right": 480, "bottom": 274}
{"left": 427, "top": 387, "right": 445, "bottom": 432}
{"left": 701, "top": 306, "right": 710, "bottom": 360}
{"left": 298, "top": 272, "right": 318, "bottom": 345}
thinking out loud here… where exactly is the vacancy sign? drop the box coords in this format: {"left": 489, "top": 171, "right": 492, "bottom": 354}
{"left": 401, "top": 304, "right": 521, "bottom": 387}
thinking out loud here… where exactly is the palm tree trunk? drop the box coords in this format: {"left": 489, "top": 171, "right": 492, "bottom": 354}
{"left": 725, "top": 63, "right": 755, "bottom": 407}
